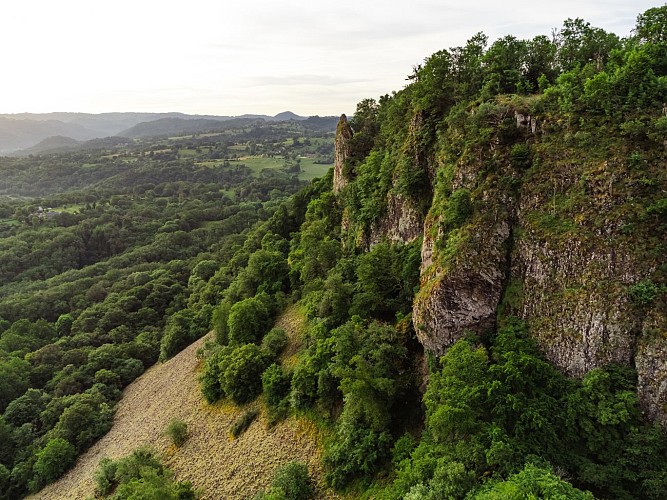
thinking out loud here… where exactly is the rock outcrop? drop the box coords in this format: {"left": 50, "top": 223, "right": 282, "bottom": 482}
{"left": 636, "top": 311, "right": 667, "bottom": 425}
{"left": 333, "top": 114, "right": 353, "bottom": 194}
{"left": 366, "top": 192, "right": 423, "bottom": 246}
{"left": 512, "top": 232, "right": 641, "bottom": 376}
{"left": 413, "top": 214, "right": 511, "bottom": 354}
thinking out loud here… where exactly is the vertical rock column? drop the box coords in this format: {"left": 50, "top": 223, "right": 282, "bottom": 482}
{"left": 333, "top": 114, "right": 353, "bottom": 194}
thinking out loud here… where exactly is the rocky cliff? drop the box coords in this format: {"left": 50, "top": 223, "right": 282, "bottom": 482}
{"left": 334, "top": 96, "right": 666, "bottom": 424}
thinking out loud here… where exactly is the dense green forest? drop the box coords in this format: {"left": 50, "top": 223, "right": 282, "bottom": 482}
{"left": 2, "top": 5, "right": 667, "bottom": 500}
{"left": 0, "top": 120, "right": 333, "bottom": 498}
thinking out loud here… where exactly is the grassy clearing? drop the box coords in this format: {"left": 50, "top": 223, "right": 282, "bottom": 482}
{"left": 239, "top": 155, "right": 286, "bottom": 175}
{"left": 275, "top": 303, "right": 308, "bottom": 369}
{"left": 49, "top": 203, "right": 85, "bottom": 214}
{"left": 298, "top": 160, "right": 331, "bottom": 181}
{"left": 178, "top": 149, "right": 198, "bottom": 158}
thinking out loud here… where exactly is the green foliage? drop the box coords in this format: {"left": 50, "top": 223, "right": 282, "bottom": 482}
{"left": 0, "top": 416, "right": 15, "bottom": 466}
{"left": 31, "top": 438, "right": 76, "bottom": 490}
{"left": 112, "top": 467, "right": 196, "bottom": 500}
{"left": 635, "top": 6, "right": 667, "bottom": 44}
{"left": 317, "top": 320, "right": 411, "bottom": 488}
{"left": 262, "top": 364, "right": 291, "bottom": 407}
{"left": 0, "top": 116, "right": 324, "bottom": 495}
{"left": 392, "top": 433, "right": 418, "bottom": 467}
{"left": 227, "top": 295, "right": 270, "bottom": 345}
{"left": 261, "top": 328, "right": 288, "bottom": 358}
{"left": 0, "top": 464, "right": 9, "bottom": 496}
{"left": 3, "top": 388, "right": 49, "bottom": 428}
{"left": 55, "top": 313, "right": 73, "bottom": 336}
{"left": 94, "top": 457, "right": 118, "bottom": 496}
{"left": 439, "top": 188, "right": 473, "bottom": 236}
{"left": 51, "top": 395, "right": 114, "bottom": 452}
{"left": 385, "top": 319, "right": 667, "bottom": 499}
{"left": 165, "top": 419, "right": 188, "bottom": 447}
{"left": 270, "top": 461, "right": 314, "bottom": 500}
{"left": 629, "top": 280, "right": 660, "bottom": 306}
{"left": 231, "top": 409, "right": 259, "bottom": 438}
{"left": 212, "top": 300, "right": 231, "bottom": 345}
{"left": 288, "top": 191, "right": 342, "bottom": 288}
{"left": 323, "top": 420, "right": 393, "bottom": 489}
{"left": 199, "top": 346, "right": 230, "bottom": 404}
{"left": 0, "top": 357, "right": 31, "bottom": 412}
{"left": 289, "top": 358, "right": 320, "bottom": 411}
{"left": 159, "top": 308, "right": 207, "bottom": 361}
{"left": 93, "top": 446, "right": 196, "bottom": 499}
{"left": 472, "top": 463, "right": 594, "bottom": 499}
{"left": 219, "top": 343, "right": 269, "bottom": 405}
{"left": 509, "top": 143, "right": 533, "bottom": 171}
{"left": 351, "top": 241, "right": 421, "bottom": 321}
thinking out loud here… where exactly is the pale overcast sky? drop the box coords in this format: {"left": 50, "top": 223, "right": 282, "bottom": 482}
{"left": 0, "top": 1, "right": 660, "bottom": 116}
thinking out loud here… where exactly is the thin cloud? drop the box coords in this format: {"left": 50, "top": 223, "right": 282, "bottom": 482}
{"left": 245, "top": 75, "right": 369, "bottom": 87}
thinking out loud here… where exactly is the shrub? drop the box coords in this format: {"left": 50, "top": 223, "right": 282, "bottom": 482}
{"left": 262, "top": 328, "right": 288, "bottom": 358}
{"left": 392, "top": 433, "right": 418, "bottom": 466}
{"left": 629, "top": 280, "right": 659, "bottom": 307}
{"left": 165, "top": 419, "right": 188, "bottom": 447}
{"left": 212, "top": 300, "right": 231, "bottom": 345}
{"left": 159, "top": 309, "right": 200, "bottom": 361}
{"left": 289, "top": 360, "right": 318, "bottom": 410}
{"left": 94, "top": 457, "right": 117, "bottom": 496}
{"left": 231, "top": 409, "right": 259, "bottom": 438}
{"left": 113, "top": 446, "right": 164, "bottom": 485}
{"left": 0, "top": 464, "right": 9, "bottom": 495}
{"left": 510, "top": 143, "right": 532, "bottom": 170}
{"left": 115, "top": 358, "right": 144, "bottom": 386}
{"left": 323, "top": 419, "right": 393, "bottom": 489}
{"left": 92, "top": 447, "right": 196, "bottom": 499}
{"left": 228, "top": 296, "right": 270, "bottom": 345}
{"left": 199, "top": 346, "right": 232, "bottom": 403}
{"left": 442, "top": 188, "right": 473, "bottom": 233}
{"left": 3, "top": 388, "right": 49, "bottom": 428}
{"left": 271, "top": 461, "right": 314, "bottom": 500}
{"left": 262, "top": 364, "right": 291, "bottom": 407}
{"left": 31, "top": 438, "right": 76, "bottom": 489}
{"left": 94, "top": 369, "right": 122, "bottom": 388}
{"left": 219, "top": 344, "right": 269, "bottom": 404}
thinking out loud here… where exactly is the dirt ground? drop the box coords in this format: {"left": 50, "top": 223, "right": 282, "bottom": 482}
{"left": 30, "top": 320, "right": 338, "bottom": 499}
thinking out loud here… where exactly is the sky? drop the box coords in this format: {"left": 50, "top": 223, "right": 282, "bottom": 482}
{"left": 0, "top": 1, "right": 660, "bottom": 117}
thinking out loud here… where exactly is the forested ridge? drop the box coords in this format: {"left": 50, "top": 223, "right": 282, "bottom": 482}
{"left": 2, "top": 6, "right": 667, "bottom": 500}
{"left": 0, "top": 120, "right": 333, "bottom": 498}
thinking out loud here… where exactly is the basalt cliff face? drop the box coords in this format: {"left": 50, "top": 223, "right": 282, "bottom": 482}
{"left": 334, "top": 100, "right": 666, "bottom": 424}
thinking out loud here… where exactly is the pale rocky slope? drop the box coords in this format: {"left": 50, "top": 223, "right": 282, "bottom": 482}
{"left": 31, "top": 324, "right": 337, "bottom": 499}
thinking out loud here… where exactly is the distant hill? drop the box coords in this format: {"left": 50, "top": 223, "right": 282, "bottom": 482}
{"left": 302, "top": 115, "right": 339, "bottom": 131}
{"left": 0, "top": 117, "right": 94, "bottom": 154}
{"left": 0, "top": 111, "right": 337, "bottom": 154}
{"left": 118, "top": 117, "right": 263, "bottom": 138}
{"left": 0, "top": 113, "right": 232, "bottom": 154}
{"left": 273, "top": 111, "right": 306, "bottom": 121}
{"left": 13, "top": 135, "right": 81, "bottom": 155}
{"left": 118, "top": 117, "right": 226, "bottom": 138}
{"left": 14, "top": 135, "right": 134, "bottom": 156}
